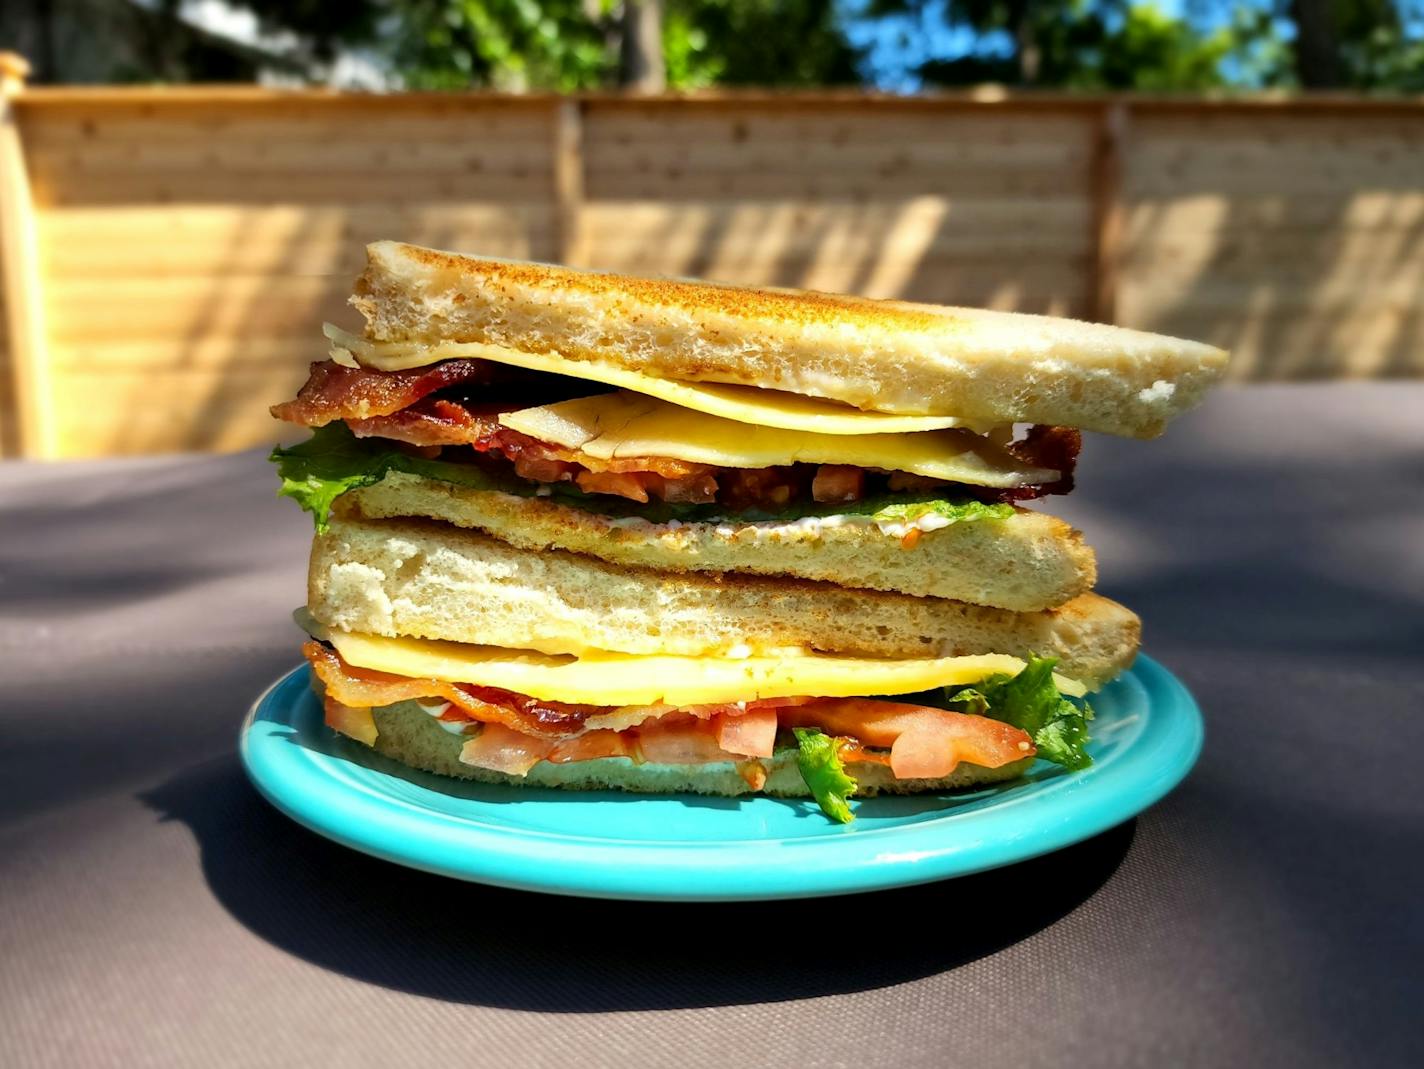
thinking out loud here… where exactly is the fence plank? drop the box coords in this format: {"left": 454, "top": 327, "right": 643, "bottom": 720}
{"left": 1090, "top": 103, "right": 1128, "bottom": 324}
{"left": 3, "top": 89, "right": 1423, "bottom": 457}
{"left": 1120, "top": 110, "right": 1424, "bottom": 381}
{"left": 0, "top": 58, "right": 48, "bottom": 457}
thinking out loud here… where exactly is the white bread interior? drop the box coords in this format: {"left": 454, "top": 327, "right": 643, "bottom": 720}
{"left": 351, "top": 241, "right": 1229, "bottom": 439}
{"left": 309, "top": 514, "right": 1140, "bottom": 688}
{"left": 342, "top": 472, "right": 1096, "bottom": 612}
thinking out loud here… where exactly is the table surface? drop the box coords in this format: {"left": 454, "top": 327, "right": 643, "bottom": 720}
{"left": 2, "top": 381, "right": 1421, "bottom": 1069}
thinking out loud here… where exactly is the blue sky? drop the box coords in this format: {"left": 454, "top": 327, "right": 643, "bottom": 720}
{"left": 839, "top": 0, "right": 1295, "bottom": 90}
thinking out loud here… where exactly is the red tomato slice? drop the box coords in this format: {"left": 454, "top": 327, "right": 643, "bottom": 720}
{"left": 714, "top": 708, "right": 778, "bottom": 758}
{"left": 782, "top": 699, "right": 1034, "bottom": 776}
{"left": 547, "top": 730, "right": 634, "bottom": 764}
{"left": 459, "top": 723, "right": 556, "bottom": 776}
{"left": 636, "top": 715, "right": 735, "bottom": 764}
{"left": 324, "top": 697, "right": 378, "bottom": 747}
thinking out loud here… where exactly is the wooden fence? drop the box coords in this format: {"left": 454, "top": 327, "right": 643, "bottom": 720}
{"left": 1, "top": 79, "right": 1422, "bottom": 458}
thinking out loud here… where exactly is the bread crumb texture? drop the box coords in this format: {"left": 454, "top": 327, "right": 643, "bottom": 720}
{"left": 351, "top": 241, "right": 1229, "bottom": 438}
{"left": 343, "top": 472, "right": 1096, "bottom": 611}
{"left": 309, "top": 513, "right": 1140, "bottom": 686}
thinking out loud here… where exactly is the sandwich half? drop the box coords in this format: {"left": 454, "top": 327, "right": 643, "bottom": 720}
{"left": 271, "top": 242, "right": 1225, "bottom": 821}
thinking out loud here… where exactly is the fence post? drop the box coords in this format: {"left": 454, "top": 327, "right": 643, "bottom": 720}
{"left": 552, "top": 98, "right": 586, "bottom": 266}
{"left": 0, "top": 52, "right": 51, "bottom": 458}
{"left": 1090, "top": 101, "right": 1129, "bottom": 325}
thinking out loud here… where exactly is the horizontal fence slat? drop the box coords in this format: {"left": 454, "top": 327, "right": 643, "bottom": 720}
{"left": 26, "top": 138, "right": 556, "bottom": 175}
{"left": 1123, "top": 192, "right": 1424, "bottom": 236}
{"left": 1, "top": 90, "right": 1420, "bottom": 458}
{"left": 18, "top": 102, "right": 558, "bottom": 144}
{"left": 50, "top": 364, "right": 314, "bottom": 456}
{"left": 584, "top": 108, "right": 1097, "bottom": 143}
{"left": 586, "top": 175, "right": 1089, "bottom": 200}
{"left": 28, "top": 169, "right": 555, "bottom": 207}
{"left": 37, "top": 204, "right": 552, "bottom": 278}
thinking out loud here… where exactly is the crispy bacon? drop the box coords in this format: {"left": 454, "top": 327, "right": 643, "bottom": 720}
{"left": 1004, "top": 425, "right": 1081, "bottom": 498}
{"left": 276, "top": 360, "right": 1077, "bottom": 508}
{"left": 347, "top": 398, "right": 486, "bottom": 447}
{"left": 304, "top": 641, "right": 604, "bottom": 738}
{"left": 347, "top": 400, "right": 722, "bottom": 503}
{"left": 272, "top": 359, "right": 496, "bottom": 426}
{"left": 308, "top": 641, "right": 1034, "bottom": 781}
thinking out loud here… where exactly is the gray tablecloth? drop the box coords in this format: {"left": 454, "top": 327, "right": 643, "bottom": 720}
{"left": 2, "top": 382, "right": 1420, "bottom": 1068}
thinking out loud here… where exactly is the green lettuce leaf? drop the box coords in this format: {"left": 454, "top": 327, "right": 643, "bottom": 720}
{"left": 270, "top": 423, "right": 1016, "bottom": 531}
{"left": 946, "top": 654, "right": 1095, "bottom": 771}
{"left": 792, "top": 727, "right": 858, "bottom": 824}
{"left": 1033, "top": 713, "right": 1093, "bottom": 769}
{"left": 864, "top": 498, "right": 1012, "bottom": 527}
{"left": 269, "top": 424, "right": 506, "bottom": 532}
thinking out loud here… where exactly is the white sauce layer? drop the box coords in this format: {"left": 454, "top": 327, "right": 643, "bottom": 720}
{"left": 414, "top": 698, "right": 476, "bottom": 736}
{"left": 506, "top": 493, "right": 965, "bottom": 541}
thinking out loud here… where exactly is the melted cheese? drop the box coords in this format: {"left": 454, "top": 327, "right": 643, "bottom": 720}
{"left": 324, "top": 323, "right": 989, "bottom": 436}
{"left": 326, "top": 630, "right": 1086, "bottom": 706}
{"left": 499, "top": 392, "right": 1056, "bottom": 487}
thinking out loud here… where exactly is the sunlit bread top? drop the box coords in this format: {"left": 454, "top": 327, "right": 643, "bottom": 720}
{"left": 351, "top": 240, "right": 1229, "bottom": 439}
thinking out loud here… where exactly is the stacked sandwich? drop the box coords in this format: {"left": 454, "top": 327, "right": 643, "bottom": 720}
{"left": 271, "top": 242, "right": 1226, "bottom": 822}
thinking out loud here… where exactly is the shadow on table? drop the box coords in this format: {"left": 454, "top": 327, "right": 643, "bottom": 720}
{"left": 140, "top": 754, "right": 1132, "bottom": 1012}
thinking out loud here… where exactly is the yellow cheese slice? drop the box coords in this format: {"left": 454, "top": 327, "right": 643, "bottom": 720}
{"left": 326, "top": 630, "right": 1087, "bottom": 706}
{"left": 498, "top": 392, "right": 1056, "bottom": 487}
{"left": 324, "top": 323, "right": 989, "bottom": 436}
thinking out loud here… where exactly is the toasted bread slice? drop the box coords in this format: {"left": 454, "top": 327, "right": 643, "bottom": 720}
{"left": 342, "top": 472, "right": 1095, "bottom": 612}
{"left": 309, "top": 515, "right": 1139, "bottom": 688}
{"left": 351, "top": 241, "right": 1228, "bottom": 439}
{"left": 367, "top": 700, "right": 1034, "bottom": 796}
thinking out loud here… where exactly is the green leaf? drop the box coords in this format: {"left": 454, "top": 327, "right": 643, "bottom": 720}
{"left": 270, "top": 426, "right": 388, "bottom": 533}
{"left": 269, "top": 424, "right": 508, "bottom": 532}
{"left": 270, "top": 424, "right": 1017, "bottom": 532}
{"left": 941, "top": 685, "right": 989, "bottom": 716}
{"left": 792, "top": 727, "right": 858, "bottom": 824}
{"left": 1034, "top": 713, "right": 1094, "bottom": 772}
{"left": 945, "top": 654, "right": 1095, "bottom": 771}
{"left": 867, "top": 498, "right": 1013, "bottom": 527}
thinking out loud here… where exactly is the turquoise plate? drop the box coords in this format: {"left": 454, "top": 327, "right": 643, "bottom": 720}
{"left": 240, "top": 654, "right": 1201, "bottom": 901}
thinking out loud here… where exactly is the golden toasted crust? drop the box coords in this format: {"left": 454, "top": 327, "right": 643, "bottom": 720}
{"left": 351, "top": 240, "right": 1229, "bottom": 438}
{"left": 367, "top": 700, "right": 1035, "bottom": 797}
{"left": 342, "top": 471, "right": 1097, "bottom": 612}
{"left": 366, "top": 243, "right": 957, "bottom": 332}
{"left": 308, "top": 513, "right": 1140, "bottom": 687}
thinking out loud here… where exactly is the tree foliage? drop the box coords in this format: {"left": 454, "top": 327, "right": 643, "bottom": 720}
{"left": 664, "top": 1, "right": 861, "bottom": 88}
{"left": 390, "top": 0, "right": 614, "bottom": 91}
{"left": 93, "top": 0, "right": 1424, "bottom": 93}
{"left": 382, "top": 0, "right": 858, "bottom": 90}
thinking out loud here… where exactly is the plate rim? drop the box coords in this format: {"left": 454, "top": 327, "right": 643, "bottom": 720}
{"left": 239, "top": 654, "right": 1202, "bottom": 901}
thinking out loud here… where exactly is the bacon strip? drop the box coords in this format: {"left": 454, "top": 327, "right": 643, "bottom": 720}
{"left": 276, "top": 360, "right": 1078, "bottom": 507}
{"left": 345, "top": 398, "right": 488, "bottom": 447}
{"left": 308, "top": 642, "right": 1035, "bottom": 780}
{"left": 272, "top": 359, "right": 496, "bottom": 426}
{"left": 1006, "top": 425, "right": 1081, "bottom": 498}
{"left": 304, "top": 641, "right": 604, "bottom": 738}
{"left": 348, "top": 400, "right": 719, "bottom": 500}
